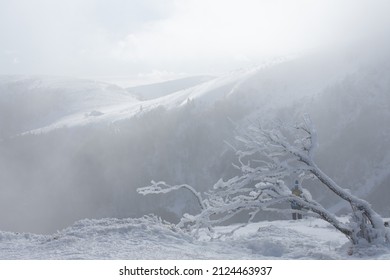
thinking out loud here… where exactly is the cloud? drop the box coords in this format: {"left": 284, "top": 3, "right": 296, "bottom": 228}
{"left": 0, "top": 0, "right": 389, "bottom": 78}
{"left": 109, "top": 34, "right": 143, "bottom": 61}
{"left": 99, "top": 0, "right": 331, "bottom": 74}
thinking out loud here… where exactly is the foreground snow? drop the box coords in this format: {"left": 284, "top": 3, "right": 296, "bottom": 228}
{"left": 1, "top": 216, "right": 389, "bottom": 259}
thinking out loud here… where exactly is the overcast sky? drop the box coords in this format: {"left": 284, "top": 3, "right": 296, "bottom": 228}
{"left": 0, "top": 0, "right": 389, "bottom": 85}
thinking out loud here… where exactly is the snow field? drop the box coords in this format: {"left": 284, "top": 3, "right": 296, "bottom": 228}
{"left": 1, "top": 216, "right": 389, "bottom": 259}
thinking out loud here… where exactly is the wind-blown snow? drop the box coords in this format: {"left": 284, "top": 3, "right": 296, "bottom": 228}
{"left": 1, "top": 216, "right": 389, "bottom": 260}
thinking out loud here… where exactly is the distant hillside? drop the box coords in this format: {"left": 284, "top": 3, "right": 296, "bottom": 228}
{"left": 0, "top": 76, "right": 137, "bottom": 137}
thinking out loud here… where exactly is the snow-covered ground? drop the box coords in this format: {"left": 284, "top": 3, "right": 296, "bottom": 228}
{"left": 1, "top": 216, "right": 389, "bottom": 259}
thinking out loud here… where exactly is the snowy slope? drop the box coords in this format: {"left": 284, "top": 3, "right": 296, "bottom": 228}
{"left": 14, "top": 67, "right": 263, "bottom": 134}
{"left": 1, "top": 216, "right": 388, "bottom": 260}
{"left": 11, "top": 53, "right": 355, "bottom": 135}
{"left": 0, "top": 75, "right": 138, "bottom": 137}
{"left": 127, "top": 75, "right": 214, "bottom": 100}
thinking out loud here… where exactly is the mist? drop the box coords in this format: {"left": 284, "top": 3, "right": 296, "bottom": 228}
{"left": 0, "top": 0, "right": 390, "bottom": 234}
{"left": 1, "top": 0, "right": 389, "bottom": 79}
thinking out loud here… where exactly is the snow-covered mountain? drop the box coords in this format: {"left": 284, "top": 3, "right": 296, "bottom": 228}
{"left": 0, "top": 51, "right": 389, "bottom": 236}
{"left": 1, "top": 54, "right": 355, "bottom": 135}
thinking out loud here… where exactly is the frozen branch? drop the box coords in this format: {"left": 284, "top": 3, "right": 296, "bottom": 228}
{"left": 137, "top": 181, "right": 207, "bottom": 211}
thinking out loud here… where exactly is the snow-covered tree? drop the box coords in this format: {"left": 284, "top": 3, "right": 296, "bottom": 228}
{"left": 138, "top": 115, "right": 389, "bottom": 245}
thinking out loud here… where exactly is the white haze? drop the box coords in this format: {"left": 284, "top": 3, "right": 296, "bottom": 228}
{"left": 0, "top": 0, "right": 389, "bottom": 81}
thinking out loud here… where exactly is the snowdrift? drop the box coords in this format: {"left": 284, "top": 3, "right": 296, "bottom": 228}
{"left": 2, "top": 216, "right": 389, "bottom": 260}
